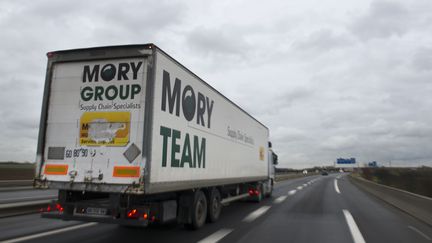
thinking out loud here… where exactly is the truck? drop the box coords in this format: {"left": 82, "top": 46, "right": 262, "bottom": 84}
{"left": 34, "top": 44, "right": 278, "bottom": 229}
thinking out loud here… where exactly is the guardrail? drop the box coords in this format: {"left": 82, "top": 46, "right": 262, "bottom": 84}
{"left": 275, "top": 172, "right": 318, "bottom": 182}
{"left": 0, "top": 180, "right": 33, "bottom": 187}
{"left": 0, "top": 199, "right": 55, "bottom": 218}
{"left": 349, "top": 175, "right": 432, "bottom": 226}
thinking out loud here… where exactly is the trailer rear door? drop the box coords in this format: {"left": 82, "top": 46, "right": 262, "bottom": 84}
{"left": 41, "top": 57, "right": 148, "bottom": 185}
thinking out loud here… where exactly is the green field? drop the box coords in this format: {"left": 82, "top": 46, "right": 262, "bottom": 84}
{"left": 359, "top": 167, "right": 432, "bottom": 198}
{"left": 0, "top": 162, "right": 35, "bottom": 180}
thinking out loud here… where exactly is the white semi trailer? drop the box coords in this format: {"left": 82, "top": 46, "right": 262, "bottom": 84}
{"left": 34, "top": 44, "right": 278, "bottom": 229}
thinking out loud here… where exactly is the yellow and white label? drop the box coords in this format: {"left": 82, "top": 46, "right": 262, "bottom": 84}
{"left": 80, "top": 112, "right": 130, "bottom": 146}
{"left": 259, "top": 146, "right": 265, "bottom": 161}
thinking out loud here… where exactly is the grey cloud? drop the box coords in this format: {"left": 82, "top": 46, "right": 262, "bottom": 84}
{"left": 186, "top": 26, "right": 251, "bottom": 59}
{"left": 1, "top": 0, "right": 432, "bottom": 168}
{"left": 351, "top": 1, "right": 411, "bottom": 40}
{"left": 412, "top": 47, "right": 432, "bottom": 71}
{"left": 293, "top": 29, "right": 353, "bottom": 53}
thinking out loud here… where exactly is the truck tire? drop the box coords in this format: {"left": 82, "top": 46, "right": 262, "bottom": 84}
{"left": 207, "top": 188, "right": 222, "bottom": 223}
{"left": 186, "top": 190, "right": 207, "bottom": 230}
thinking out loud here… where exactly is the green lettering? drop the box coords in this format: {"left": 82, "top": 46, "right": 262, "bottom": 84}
{"left": 81, "top": 86, "right": 93, "bottom": 101}
{"left": 94, "top": 86, "right": 104, "bottom": 101}
{"left": 160, "top": 126, "right": 171, "bottom": 167}
{"left": 119, "top": 85, "right": 130, "bottom": 100}
{"left": 171, "top": 129, "right": 181, "bottom": 167}
{"left": 131, "top": 84, "right": 141, "bottom": 99}
{"left": 105, "top": 85, "right": 118, "bottom": 100}
{"left": 181, "top": 134, "right": 192, "bottom": 168}
{"left": 193, "top": 136, "right": 206, "bottom": 168}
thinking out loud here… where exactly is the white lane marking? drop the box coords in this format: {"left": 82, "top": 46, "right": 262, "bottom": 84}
{"left": 2, "top": 222, "right": 98, "bottom": 243}
{"left": 288, "top": 190, "right": 297, "bottom": 195}
{"left": 408, "top": 226, "right": 432, "bottom": 241}
{"left": 198, "top": 228, "right": 233, "bottom": 243}
{"left": 274, "top": 196, "right": 287, "bottom": 204}
{"left": 303, "top": 183, "right": 308, "bottom": 187}
{"left": 343, "top": 210, "right": 366, "bottom": 243}
{"left": 297, "top": 186, "right": 303, "bottom": 190}
{"left": 0, "top": 196, "right": 57, "bottom": 203}
{"left": 243, "top": 206, "right": 271, "bottom": 223}
{"left": 334, "top": 179, "right": 341, "bottom": 194}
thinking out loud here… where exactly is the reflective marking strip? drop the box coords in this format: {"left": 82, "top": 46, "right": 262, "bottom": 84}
{"left": 113, "top": 166, "right": 140, "bottom": 177}
{"left": 44, "top": 164, "right": 68, "bottom": 175}
{"left": 334, "top": 179, "right": 341, "bottom": 194}
{"left": 343, "top": 209, "right": 366, "bottom": 243}
{"left": 243, "top": 206, "right": 271, "bottom": 222}
{"left": 2, "top": 223, "right": 98, "bottom": 243}
{"left": 197, "top": 228, "right": 233, "bottom": 243}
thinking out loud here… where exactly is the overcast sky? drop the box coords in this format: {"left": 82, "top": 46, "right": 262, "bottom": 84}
{"left": 1, "top": 0, "right": 431, "bottom": 168}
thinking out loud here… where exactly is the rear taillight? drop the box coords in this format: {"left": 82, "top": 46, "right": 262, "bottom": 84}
{"left": 41, "top": 203, "right": 63, "bottom": 213}
{"left": 127, "top": 209, "right": 139, "bottom": 219}
{"left": 56, "top": 203, "right": 64, "bottom": 212}
{"left": 248, "top": 189, "right": 260, "bottom": 196}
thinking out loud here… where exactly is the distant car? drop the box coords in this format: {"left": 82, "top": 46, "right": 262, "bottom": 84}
{"left": 321, "top": 171, "right": 328, "bottom": 176}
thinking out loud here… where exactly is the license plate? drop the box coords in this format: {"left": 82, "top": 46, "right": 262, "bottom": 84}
{"left": 85, "top": 207, "right": 107, "bottom": 215}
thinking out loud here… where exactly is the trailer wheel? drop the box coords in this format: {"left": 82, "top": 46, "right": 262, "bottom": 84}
{"left": 207, "top": 188, "right": 222, "bottom": 223}
{"left": 186, "top": 190, "right": 207, "bottom": 230}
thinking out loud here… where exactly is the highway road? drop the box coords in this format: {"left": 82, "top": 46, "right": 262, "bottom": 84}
{"left": 1, "top": 174, "right": 431, "bottom": 243}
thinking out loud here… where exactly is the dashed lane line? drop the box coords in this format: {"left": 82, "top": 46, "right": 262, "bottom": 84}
{"left": 197, "top": 228, "right": 234, "bottom": 243}
{"left": 343, "top": 209, "right": 366, "bottom": 243}
{"left": 2, "top": 223, "right": 98, "bottom": 243}
{"left": 334, "top": 179, "right": 341, "bottom": 194}
{"left": 288, "top": 190, "right": 297, "bottom": 195}
{"left": 274, "top": 196, "right": 287, "bottom": 204}
{"left": 242, "top": 206, "right": 271, "bottom": 223}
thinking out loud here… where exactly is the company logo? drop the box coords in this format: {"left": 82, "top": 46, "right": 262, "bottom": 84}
{"left": 158, "top": 70, "right": 212, "bottom": 169}
{"left": 100, "top": 64, "right": 116, "bottom": 81}
{"left": 83, "top": 62, "right": 143, "bottom": 82}
{"left": 161, "top": 70, "right": 214, "bottom": 128}
{"left": 80, "top": 62, "right": 143, "bottom": 101}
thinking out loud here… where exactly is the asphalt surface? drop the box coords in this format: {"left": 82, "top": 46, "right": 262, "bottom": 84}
{"left": 1, "top": 174, "right": 431, "bottom": 243}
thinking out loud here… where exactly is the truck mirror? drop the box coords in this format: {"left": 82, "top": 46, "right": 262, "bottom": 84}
{"left": 272, "top": 153, "right": 278, "bottom": 165}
